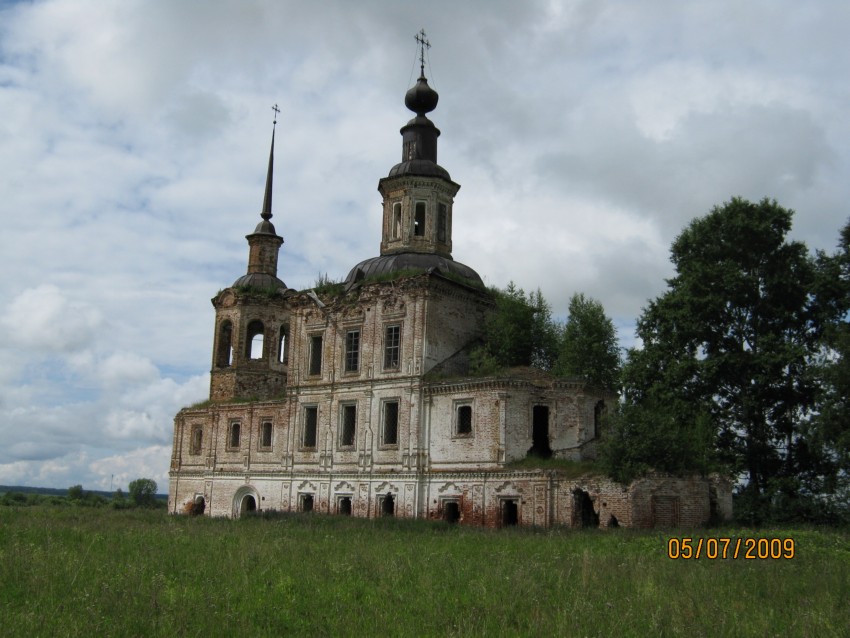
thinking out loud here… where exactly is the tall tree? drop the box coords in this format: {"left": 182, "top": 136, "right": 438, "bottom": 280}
{"left": 472, "top": 283, "right": 560, "bottom": 373}
{"left": 605, "top": 198, "right": 824, "bottom": 521}
{"left": 553, "top": 293, "right": 621, "bottom": 391}
{"left": 128, "top": 478, "right": 158, "bottom": 508}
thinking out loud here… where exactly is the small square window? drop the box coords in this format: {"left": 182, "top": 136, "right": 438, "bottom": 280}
{"left": 456, "top": 404, "right": 473, "bottom": 436}
{"left": 384, "top": 325, "right": 401, "bottom": 370}
{"left": 382, "top": 400, "right": 399, "bottom": 446}
{"left": 303, "top": 406, "right": 318, "bottom": 448}
{"left": 340, "top": 403, "right": 356, "bottom": 447}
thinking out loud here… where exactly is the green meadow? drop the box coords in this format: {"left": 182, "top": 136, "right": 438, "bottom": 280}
{"left": 1, "top": 507, "right": 847, "bottom": 637}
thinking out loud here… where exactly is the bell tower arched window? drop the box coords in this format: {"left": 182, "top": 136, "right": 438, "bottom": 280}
{"left": 216, "top": 321, "right": 233, "bottom": 368}
{"left": 413, "top": 202, "right": 426, "bottom": 237}
{"left": 246, "top": 320, "right": 265, "bottom": 360}
{"left": 392, "top": 202, "right": 402, "bottom": 239}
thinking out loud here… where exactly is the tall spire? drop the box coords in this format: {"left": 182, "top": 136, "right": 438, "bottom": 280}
{"left": 261, "top": 104, "right": 279, "bottom": 221}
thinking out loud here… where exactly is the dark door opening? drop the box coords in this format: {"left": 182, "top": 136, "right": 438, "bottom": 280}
{"left": 301, "top": 494, "right": 314, "bottom": 513}
{"left": 339, "top": 497, "right": 352, "bottom": 516}
{"left": 241, "top": 494, "right": 256, "bottom": 517}
{"left": 444, "top": 501, "right": 460, "bottom": 524}
{"left": 382, "top": 494, "right": 395, "bottom": 516}
{"left": 574, "top": 489, "right": 598, "bottom": 528}
{"left": 529, "top": 405, "right": 552, "bottom": 458}
{"left": 502, "top": 499, "right": 519, "bottom": 527}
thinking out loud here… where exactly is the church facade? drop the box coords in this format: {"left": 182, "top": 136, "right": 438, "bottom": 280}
{"left": 167, "top": 64, "right": 731, "bottom": 528}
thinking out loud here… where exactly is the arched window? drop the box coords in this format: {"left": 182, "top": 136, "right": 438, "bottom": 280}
{"left": 413, "top": 202, "right": 426, "bottom": 237}
{"left": 216, "top": 321, "right": 233, "bottom": 368}
{"left": 229, "top": 422, "right": 241, "bottom": 449}
{"left": 245, "top": 320, "right": 265, "bottom": 360}
{"left": 278, "top": 324, "right": 289, "bottom": 364}
{"left": 261, "top": 421, "right": 273, "bottom": 449}
{"left": 392, "top": 202, "right": 402, "bottom": 239}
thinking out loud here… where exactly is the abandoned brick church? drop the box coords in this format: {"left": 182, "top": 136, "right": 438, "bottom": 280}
{"left": 167, "top": 52, "right": 731, "bottom": 528}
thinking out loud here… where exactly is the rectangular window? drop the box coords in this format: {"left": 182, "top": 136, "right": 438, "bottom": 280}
{"left": 414, "top": 202, "right": 426, "bottom": 236}
{"left": 456, "top": 404, "right": 473, "bottom": 436}
{"left": 344, "top": 330, "right": 360, "bottom": 373}
{"left": 303, "top": 406, "right": 318, "bottom": 448}
{"left": 190, "top": 426, "right": 203, "bottom": 455}
{"left": 260, "top": 421, "right": 273, "bottom": 449}
{"left": 382, "top": 400, "right": 399, "bottom": 446}
{"left": 340, "top": 403, "right": 356, "bottom": 447}
{"left": 229, "top": 422, "right": 241, "bottom": 450}
{"left": 437, "top": 203, "right": 447, "bottom": 243}
{"left": 308, "top": 335, "right": 323, "bottom": 376}
{"left": 384, "top": 324, "right": 401, "bottom": 370}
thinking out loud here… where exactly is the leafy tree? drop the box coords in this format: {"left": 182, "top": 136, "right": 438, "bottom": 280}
{"left": 471, "top": 283, "right": 560, "bottom": 373}
{"left": 128, "top": 478, "right": 158, "bottom": 508}
{"left": 67, "top": 485, "right": 84, "bottom": 501}
{"left": 553, "top": 293, "right": 621, "bottom": 390}
{"left": 602, "top": 198, "right": 828, "bottom": 521}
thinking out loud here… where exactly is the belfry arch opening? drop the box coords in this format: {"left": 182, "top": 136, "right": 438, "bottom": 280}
{"left": 216, "top": 321, "right": 233, "bottom": 367}
{"left": 246, "top": 320, "right": 265, "bottom": 359}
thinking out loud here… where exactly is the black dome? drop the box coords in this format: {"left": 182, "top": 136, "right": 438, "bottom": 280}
{"left": 232, "top": 272, "right": 288, "bottom": 291}
{"left": 344, "top": 252, "right": 483, "bottom": 287}
{"left": 404, "top": 76, "right": 439, "bottom": 115}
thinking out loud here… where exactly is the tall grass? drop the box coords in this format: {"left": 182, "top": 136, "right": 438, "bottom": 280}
{"left": 1, "top": 507, "right": 847, "bottom": 637}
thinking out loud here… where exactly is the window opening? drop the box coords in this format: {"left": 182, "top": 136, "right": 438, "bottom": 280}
{"left": 413, "top": 202, "right": 426, "bottom": 237}
{"left": 261, "top": 421, "right": 272, "bottom": 448}
{"left": 340, "top": 403, "right": 356, "bottom": 447}
{"left": 502, "top": 500, "right": 519, "bottom": 527}
{"left": 190, "top": 426, "right": 203, "bottom": 455}
{"left": 593, "top": 400, "right": 606, "bottom": 438}
{"left": 383, "top": 401, "right": 399, "bottom": 445}
{"left": 444, "top": 501, "right": 460, "bottom": 524}
{"left": 309, "top": 335, "right": 323, "bottom": 376}
{"left": 338, "top": 497, "right": 352, "bottom": 516}
{"left": 392, "top": 203, "right": 402, "bottom": 239}
{"left": 246, "top": 320, "right": 265, "bottom": 359}
{"left": 216, "top": 321, "right": 233, "bottom": 368}
{"left": 279, "top": 325, "right": 289, "bottom": 364}
{"left": 382, "top": 493, "right": 395, "bottom": 516}
{"left": 384, "top": 325, "right": 400, "bottom": 369}
{"left": 301, "top": 494, "right": 314, "bottom": 513}
{"left": 303, "top": 406, "right": 318, "bottom": 448}
{"left": 529, "top": 405, "right": 552, "bottom": 458}
{"left": 437, "top": 203, "right": 447, "bottom": 243}
{"left": 229, "top": 422, "right": 241, "bottom": 449}
{"left": 345, "top": 330, "right": 360, "bottom": 372}
{"left": 456, "top": 405, "right": 472, "bottom": 436}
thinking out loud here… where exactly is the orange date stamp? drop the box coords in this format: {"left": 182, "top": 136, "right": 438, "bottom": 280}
{"left": 667, "top": 537, "right": 795, "bottom": 559}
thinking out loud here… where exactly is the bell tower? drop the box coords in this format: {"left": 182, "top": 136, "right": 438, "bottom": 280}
{"left": 209, "top": 107, "right": 291, "bottom": 402}
{"left": 378, "top": 30, "right": 460, "bottom": 259}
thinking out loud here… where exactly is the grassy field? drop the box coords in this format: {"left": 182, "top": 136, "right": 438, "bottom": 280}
{"left": 1, "top": 507, "right": 848, "bottom": 637}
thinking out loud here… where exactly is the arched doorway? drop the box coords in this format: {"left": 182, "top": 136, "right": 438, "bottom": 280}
{"left": 232, "top": 486, "right": 260, "bottom": 518}
{"left": 240, "top": 494, "right": 257, "bottom": 517}
{"left": 382, "top": 493, "right": 395, "bottom": 516}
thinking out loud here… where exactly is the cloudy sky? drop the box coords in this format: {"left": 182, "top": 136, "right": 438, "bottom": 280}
{"left": 1, "top": 0, "right": 848, "bottom": 492}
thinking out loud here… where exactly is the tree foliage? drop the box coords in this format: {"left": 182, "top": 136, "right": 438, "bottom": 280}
{"left": 471, "top": 283, "right": 560, "bottom": 373}
{"left": 553, "top": 293, "right": 621, "bottom": 390}
{"left": 600, "top": 198, "right": 848, "bottom": 522}
{"left": 128, "top": 478, "right": 158, "bottom": 508}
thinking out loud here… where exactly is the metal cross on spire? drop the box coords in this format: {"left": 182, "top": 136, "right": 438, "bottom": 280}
{"left": 271, "top": 103, "right": 280, "bottom": 127}
{"left": 415, "top": 29, "right": 430, "bottom": 77}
